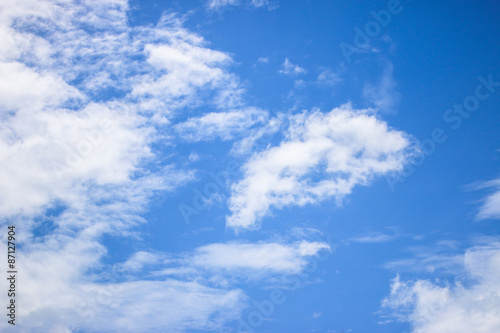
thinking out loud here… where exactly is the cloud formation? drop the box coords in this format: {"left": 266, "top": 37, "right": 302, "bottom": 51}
{"left": 192, "top": 241, "right": 330, "bottom": 274}
{"left": 363, "top": 62, "right": 401, "bottom": 113}
{"left": 207, "top": 0, "right": 273, "bottom": 10}
{"left": 280, "top": 58, "right": 307, "bottom": 76}
{"left": 227, "top": 105, "right": 413, "bottom": 229}
{"left": 0, "top": 0, "right": 277, "bottom": 331}
{"left": 475, "top": 178, "right": 500, "bottom": 220}
{"left": 174, "top": 108, "right": 268, "bottom": 142}
{"left": 382, "top": 241, "right": 500, "bottom": 333}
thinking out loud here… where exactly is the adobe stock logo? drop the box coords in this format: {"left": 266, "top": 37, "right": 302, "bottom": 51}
{"left": 340, "top": 0, "right": 407, "bottom": 63}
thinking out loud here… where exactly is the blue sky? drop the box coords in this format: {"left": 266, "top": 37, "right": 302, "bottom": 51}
{"left": 0, "top": 0, "right": 499, "bottom": 332}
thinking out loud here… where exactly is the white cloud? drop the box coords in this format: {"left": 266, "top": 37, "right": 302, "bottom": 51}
{"left": 479, "top": 190, "right": 500, "bottom": 219}
{"left": 250, "top": 0, "right": 273, "bottom": 8}
{"left": 207, "top": 0, "right": 273, "bottom": 9}
{"left": 0, "top": 0, "right": 268, "bottom": 331}
{"left": 207, "top": 0, "right": 239, "bottom": 9}
{"left": 227, "top": 104, "right": 413, "bottom": 229}
{"left": 0, "top": 0, "right": 246, "bottom": 218}
{"left": 189, "top": 152, "right": 201, "bottom": 162}
{"left": 313, "top": 312, "right": 323, "bottom": 318}
{"left": 192, "top": 241, "right": 330, "bottom": 274}
{"left": 384, "top": 241, "right": 464, "bottom": 275}
{"left": 350, "top": 232, "right": 394, "bottom": 243}
{"left": 474, "top": 179, "right": 500, "bottom": 220}
{"left": 382, "top": 241, "right": 500, "bottom": 333}
{"left": 118, "top": 251, "right": 168, "bottom": 272}
{"left": 132, "top": 41, "right": 239, "bottom": 110}
{"left": 363, "top": 62, "right": 401, "bottom": 113}
{"left": 98, "top": 280, "right": 245, "bottom": 333}
{"left": 1, "top": 239, "right": 246, "bottom": 332}
{"left": 0, "top": 62, "right": 81, "bottom": 112}
{"left": 258, "top": 56, "right": 269, "bottom": 63}
{"left": 0, "top": 101, "right": 159, "bottom": 217}
{"left": 279, "top": 58, "right": 307, "bottom": 76}
{"left": 174, "top": 107, "right": 268, "bottom": 142}
{"left": 317, "top": 68, "right": 342, "bottom": 86}
{"left": 230, "top": 113, "right": 284, "bottom": 155}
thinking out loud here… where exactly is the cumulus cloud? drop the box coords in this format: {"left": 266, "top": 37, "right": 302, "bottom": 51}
{"left": 227, "top": 104, "right": 413, "bottom": 229}
{"left": 382, "top": 241, "right": 500, "bottom": 333}
{"left": 0, "top": 101, "right": 157, "bottom": 217}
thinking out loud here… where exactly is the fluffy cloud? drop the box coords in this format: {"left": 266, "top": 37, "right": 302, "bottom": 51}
{"left": 0, "top": 0, "right": 248, "bottom": 218}
{"left": 227, "top": 104, "right": 413, "bottom": 229}
{"left": 382, "top": 241, "right": 500, "bottom": 333}
{"left": 0, "top": 100, "right": 156, "bottom": 217}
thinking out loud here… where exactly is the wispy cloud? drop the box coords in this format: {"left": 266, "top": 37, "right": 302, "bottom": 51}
{"left": 191, "top": 241, "right": 330, "bottom": 274}
{"left": 363, "top": 62, "right": 401, "bottom": 113}
{"left": 350, "top": 232, "right": 395, "bottom": 244}
{"left": 279, "top": 58, "right": 307, "bottom": 76}
{"left": 117, "top": 238, "right": 331, "bottom": 281}
{"left": 472, "top": 178, "right": 500, "bottom": 220}
{"left": 316, "top": 68, "right": 342, "bottom": 87}
{"left": 174, "top": 108, "right": 268, "bottom": 142}
{"left": 207, "top": 0, "right": 275, "bottom": 10}
{"left": 258, "top": 56, "right": 270, "bottom": 63}
{"left": 382, "top": 241, "right": 500, "bottom": 333}
{"left": 207, "top": 0, "right": 239, "bottom": 9}
{"left": 383, "top": 241, "right": 464, "bottom": 275}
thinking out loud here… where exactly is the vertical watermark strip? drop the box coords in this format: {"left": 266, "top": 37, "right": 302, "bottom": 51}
{"left": 6, "top": 226, "right": 16, "bottom": 326}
